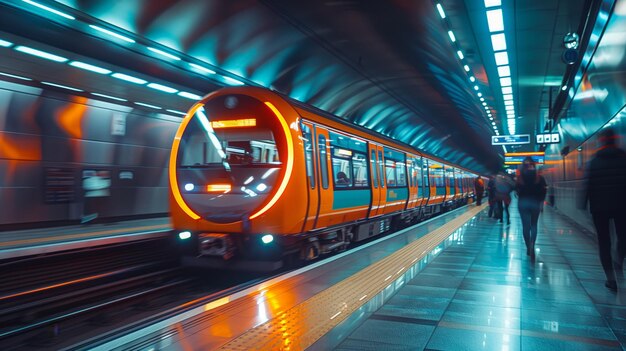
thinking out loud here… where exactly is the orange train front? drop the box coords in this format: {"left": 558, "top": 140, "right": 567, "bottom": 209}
{"left": 170, "top": 86, "right": 477, "bottom": 268}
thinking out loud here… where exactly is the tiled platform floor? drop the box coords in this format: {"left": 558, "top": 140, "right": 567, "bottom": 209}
{"left": 333, "top": 200, "right": 626, "bottom": 350}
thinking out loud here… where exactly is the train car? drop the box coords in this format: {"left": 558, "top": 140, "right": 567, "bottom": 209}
{"left": 169, "top": 87, "right": 477, "bottom": 267}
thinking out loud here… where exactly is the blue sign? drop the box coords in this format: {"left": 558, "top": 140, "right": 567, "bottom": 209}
{"left": 491, "top": 134, "right": 531, "bottom": 145}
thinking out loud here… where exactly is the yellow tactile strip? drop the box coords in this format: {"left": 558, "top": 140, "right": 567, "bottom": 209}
{"left": 218, "top": 205, "right": 485, "bottom": 351}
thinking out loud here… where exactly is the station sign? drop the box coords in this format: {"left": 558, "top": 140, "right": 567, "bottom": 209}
{"left": 536, "top": 133, "right": 560, "bottom": 144}
{"left": 491, "top": 134, "right": 530, "bottom": 145}
{"left": 504, "top": 152, "right": 545, "bottom": 165}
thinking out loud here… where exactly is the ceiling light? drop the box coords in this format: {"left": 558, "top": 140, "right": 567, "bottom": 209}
{"left": 503, "top": 94, "right": 513, "bottom": 100}
{"left": 464, "top": 65, "right": 470, "bottom": 72}
{"left": 493, "top": 125, "right": 497, "bottom": 129}
{"left": 504, "top": 100, "right": 513, "bottom": 106}
{"left": 166, "top": 109, "right": 187, "bottom": 116}
{"left": 436, "top": 3, "right": 446, "bottom": 18}
{"left": 41, "top": 81, "right": 82, "bottom": 91}
{"left": 91, "top": 92, "right": 126, "bottom": 101}
{"left": 457, "top": 50, "right": 464, "bottom": 60}
{"left": 69, "top": 61, "right": 111, "bottom": 74}
{"left": 497, "top": 65, "right": 511, "bottom": 77}
{"left": 491, "top": 33, "right": 507, "bottom": 51}
{"left": 111, "top": 73, "right": 147, "bottom": 84}
{"left": 223, "top": 76, "right": 245, "bottom": 85}
{"left": 22, "top": 0, "right": 75, "bottom": 20}
{"left": 178, "top": 91, "right": 202, "bottom": 100}
{"left": 89, "top": 25, "right": 135, "bottom": 43}
{"left": 489, "top": 116, "right": 494, "bottom": 120}
{"left": 190, "top": 63, "right": 216, "bottom": 75}
{"left": 448, "top": 31, "right": 456, "bottom": 42}
{"left": 500, "top": 77, "right": 512, "bottom": 86}
{"left": 15, "top": 45, "right": 67, "bottom": 62}
{"left": 480, "top": 97, "right": 485, "bottom": 102}
{"left": 470, "top": 76, "right": 476, "bottom": 82}
{"left": 482, "top": 102, "right": 487, "bottom": 106}
{"left": 0, "top": 39, "right": 13, "bottom": 47}
{"left": 486, "top": 9, "right": 504, "bottom": 32}
{"left": 505, "top": 105, "right": 514, "bottom": 111}
{"left": 135, "top": 102, "right": 161, "bottom": 109}
{"left": 494, "top": 51, "right": 509, "bottom": 66}
{"left": 147, "top": 47, "right": 181, "bottom": 61}
{"left": 484, "top": 0, "right": 502, "bottom": 8}
{"left": 147, "top": 83, "right": 178, "bottom": 93}
{"left": 0, "top": 72, "right": 32, "bottom": 80}
{"left": 474, "top": 85, "right": 479, "bottom": 90}
{"left": 502, "top": 86, "right": 512, "bottom": 94}
{"left": 561, "top": 85, "right": 568, "bottom": 91}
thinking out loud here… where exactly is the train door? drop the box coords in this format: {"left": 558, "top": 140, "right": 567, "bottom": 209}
{"left": 301, "top": 121, "right": 320, "bottom": 232}
{"left": 313, "top": 125, "right": 333, "bottom": 229}
{"left": 368, "top": 143, "right": 383, "bottom": 218}
{"left": 377, "top": 146, "right": 387, "bottom": 212}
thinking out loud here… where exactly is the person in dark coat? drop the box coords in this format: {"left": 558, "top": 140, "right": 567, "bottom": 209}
{"left": 516, "top": 157, "right": 547, "bottom": 260}
{"left": 487, "top": 175, "right": 496, "bottom": 217}
{"left": 474, "top": 176, "right": 485, "bottom": 205}
{"left": 582, "top": 128, "right": 626, "bottom": 291}
{"left": 495, "top": 172, "right": 514, "bottom": 224}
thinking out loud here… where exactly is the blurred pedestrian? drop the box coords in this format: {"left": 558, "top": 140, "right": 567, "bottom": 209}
{"left": 487, "top": 175, "right": 496, "bottom": 217}
{"left": 581, "top": 128, "right": 626, "bottom": 291}
{"left": 495, "top": 172, "right": 514, "bottom": 224}
{"left": 474, "top": 176, "right": 485, "bottom": 205}
{"left": 516, "top": 157, "right": 547, "bottom": 260}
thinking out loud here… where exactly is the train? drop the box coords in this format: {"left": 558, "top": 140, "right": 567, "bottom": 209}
{"left": 169, "top": 87, "right": 478, "bottom": 268}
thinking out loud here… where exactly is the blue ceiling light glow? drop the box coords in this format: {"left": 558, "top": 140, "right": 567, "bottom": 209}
{"left": 484, "top": 0, "right": 502, "bottom": 7}
{"left": 448, "top": 31, "right": 456, "bottom": 42}
{"left": 497, "top": 65, "right": 510, "bottom": 77}
{"left": 147, "top": 47, "right": 181, "bottom": 61}
{"left": 491, "top": 33, "right": 507, "bottom": 51}
{"left": 41, "top": 81, "right": 82, "bottom": 91}
{"left": 486, "top": 9, "right": 504, "bottom": 32}
{"left": 0, "top": 72, "right": 32, "bottom": 80}
{"left": 69, "top": 61, "right": 112, "bottom": 74}
{"left": 15, "top": 46, "right": 68, "bottom": 62}
{"left": 463, "top": 65, "right": 470, "bottom": 72}
{"left": 147, "top": 83, "right": 178, "bottom": 93}
{"left": 178, "top": 91, "right": 202, "bottom": 100}
{"left": 0, "top": 39, "right": 13, "bottom": 47}
{"left": 223, "top": 76, "right": 245, "bottom": 85}
{"left": 500, "top": 77, "right": 512, "bottom": 86}
{"left": 111, "top": 73, "right": 147, "bottom": 84}
{"left": 89, "top": 25, "right": 135, "bottom": 43}
{"left": 134, "top": 102, "right": 161, "bottom": 109}
{"left": 494, "top": 51, "right": 509, "bottom": 66}
{"left": 166, "top": 109, "right": 187, "bottom": 116}
{"left": 91, "top": 92, "right": 126, "bottom": 101}
{"left": 436, "top": 3, "right": 446, "bottom": 19}
{"left": 457, "top": 50, "right": 464, "bottom": 60}
{"left": 189, "top": 63, "right": 216, "bottom": 74}
{"left": 22, "top": 0, "right": 75, "bottom": 20}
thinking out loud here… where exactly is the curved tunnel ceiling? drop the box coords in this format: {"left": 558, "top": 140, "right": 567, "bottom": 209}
{"left": 9, "top": 0, "right": 504, "bottom": 173}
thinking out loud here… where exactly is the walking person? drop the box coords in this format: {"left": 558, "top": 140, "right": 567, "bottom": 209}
{"left": 487, "top": 175, "right": 496, "bottom": 217}
{"left": 474, "top": 176, "right": 485, "bottom": 205}
{"left": 516, "top": 157, "right": 547, "bottom": 260}
{"left": 581, "top": 128, "right": 626, "bottom": 291}
{"left": 495, "top": 172, "right": 514, "bottom": 224}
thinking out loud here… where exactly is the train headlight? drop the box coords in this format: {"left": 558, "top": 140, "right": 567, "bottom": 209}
{"left": 178, "top": 231, "right": 192, "bottom": 240}
{"left": 184, "top": 183, "right": 194, "bottom": 191}
{"left": 261, "top": 234, "right": 274, "bottom": 244}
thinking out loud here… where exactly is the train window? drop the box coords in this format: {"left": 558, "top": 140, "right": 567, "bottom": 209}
{"left": 302, "top": 124, "right": 315, "bottom": 189}
{"left": 370, "top": 150, "right": 378, "bottom": 188}
{"left": 396, "top": 161, "right": 407, "bottom": 187}
{"left": 319, "top": 135, "right": 329, "bottom": 189}
{"left": 385, "top": 160, "right": 397, "bottom": 187}
{"left": 378, "top": 151, "right": 385, "bottom": 188}
{"left": 332, "top": 155, "right": 352, "bottom": 187}
{"left": 352, "top": 152, "right": 369, "bottom": 187}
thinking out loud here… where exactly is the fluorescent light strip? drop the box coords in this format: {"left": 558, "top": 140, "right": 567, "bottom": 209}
{"left": 147, "top": 47, "right": 180, "bottom": 61}
{"left": 69, "top": 61, "right": 111, "bottom": 74}
{"left": 166, "top": 109, "right": 187, "bottom": 116}
{"left": 22, "top": 0, "right": 75, "bottom": 20}
{"left": 457, "top": 50, "right": 464, "bottom": 60}
{"left": 491, "top": 33, "right": 507, "bottom": 51}
{"left": 485, "top": 0, "right": 502, "bottom": 7}
{"left": 0, "top": 39, "right": 13, "bottom": 47}
{"left": 112, "top": 73, "right": 147, "bottom": 84}
{"left": 486, "top": 9, "right": 504, "bottom": 32}
{"left": 223, "top": 76, "right": 245, "bottom": 85}
{"left": 89, "top": 25, "right": 135, "bottom": 43}
{"left": 189, "top": 63, "right": 216, "bottom": 74}
{"left": 436, "top": 3, "right": 446, "bottom": 18}
{"left": 448, "top": 31, "right": 456, "bottom": 42}
{"left": 91, "top": 92, "right": 126, "bottom": 101}
{"left": 504, "top": 100, "right": 513, "bottom": 106}
{"left": 178, "top": 91, "right": 202, "bottom": 100}
{"left": 503, "top": 94, "right": 513, "bottom": 100}
{"left": 561, "top": 85, "right": 568, "bottom": 91}
{"left": 497, "top": 65, "right": 510, "bottom": 77}
{"left": 494, "top": 51, "right": 509, "bottom": 66}
{"left": 134, "top": 102, "right": 161, "bottom": 109}
{"left": 0, "top": 72, "right": 32, "bottom": 80}
{"left": 505, "top": 105, "right": 514, "bottom": 111}
{"left": 15, "top": 45, "right": 68, "bottom": 62}
{"left": 147, "top": 83, "right": 178, "bottom": 93}
{"left": 502, "top": 86, "right": 512, "bottom": 94}
{"left": 464, "top": 65, "right": 470, "bottom": 72}
{"left": 41, "top": 81, "right": 82, "bottom": 91}
{"left": 500, "top": 77, "right": 512, "bottom": 86}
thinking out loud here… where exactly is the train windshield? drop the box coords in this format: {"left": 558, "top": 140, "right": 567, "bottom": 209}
{"left": 175, "top": 94, "right": 284, "bottom": 223}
